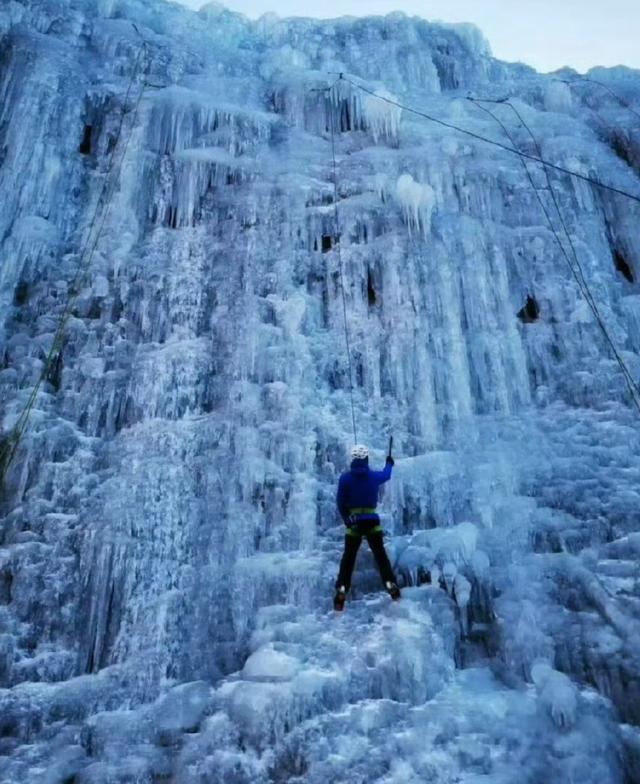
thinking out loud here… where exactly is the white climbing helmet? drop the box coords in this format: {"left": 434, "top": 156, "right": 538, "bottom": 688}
{"left": 351, "top": 444, "right": 369, "bottom": 460}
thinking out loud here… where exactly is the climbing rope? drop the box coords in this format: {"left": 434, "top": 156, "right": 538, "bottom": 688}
{"left": 0, "top": 34, "right": 151, "bottom": 486}
{"left": 325, "top": 82, "right": 359, "bottom": 444}
{"left": 340, "top": 75, "right": 640, "bottom": 206}
{"left": 559, "top": 76, "right": 640, "bottom": 124}
{"left": 467, "top": 96, "right": 640, "bottom": 413}
{"left": 329, "top": 73, "right": 640, "bottom": 413}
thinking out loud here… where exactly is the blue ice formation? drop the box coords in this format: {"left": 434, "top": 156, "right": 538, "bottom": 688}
{"left": 1, "top": 0, "right": 640, "bottom": 781}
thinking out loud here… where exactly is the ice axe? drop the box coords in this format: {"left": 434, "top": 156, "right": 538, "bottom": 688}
{"left": 387, "top": 435, "right": 393, "bottom": 461}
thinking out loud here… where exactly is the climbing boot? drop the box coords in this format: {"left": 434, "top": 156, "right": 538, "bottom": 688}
{"left": 334, "top": 586, "right": 347, "bottom": 612}
{"left": 386, "top": 581, "right": 401, "bottom": 601}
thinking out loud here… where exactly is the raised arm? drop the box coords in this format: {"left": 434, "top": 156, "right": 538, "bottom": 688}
{"left": 371, "top": 457, "right": 393, "bottom": 485}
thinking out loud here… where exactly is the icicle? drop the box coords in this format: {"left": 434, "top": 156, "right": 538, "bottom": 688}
{"left": 361, "top": 87, "right": 402, "bottom": 144}
{"left": 395, "top": 173, "right": 435, "bottom": 236}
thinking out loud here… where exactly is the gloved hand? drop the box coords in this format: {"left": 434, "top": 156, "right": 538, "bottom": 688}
{"left": 386, "top": 455, "right": 394, "bottom": 466}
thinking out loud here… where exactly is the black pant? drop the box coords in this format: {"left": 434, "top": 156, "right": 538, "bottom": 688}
{"left": 336, "top": 529, "right": 396, "bottom": 591}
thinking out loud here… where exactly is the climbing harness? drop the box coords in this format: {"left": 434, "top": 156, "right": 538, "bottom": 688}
{"left": 467, "top": 95, "right": 640, "bottom": 414}
{"left": 0, "top": 29, "right": 151, "bottom": 487}
{"left": 346, "top": 524, "right": 383, "bottom": 537}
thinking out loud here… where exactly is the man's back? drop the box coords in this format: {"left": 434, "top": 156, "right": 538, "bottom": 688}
{"left": 337, "top": 457, "right": 392, "bottom": 521}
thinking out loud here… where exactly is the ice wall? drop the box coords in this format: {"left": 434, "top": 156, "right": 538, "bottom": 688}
{"left": 1, "top": 0, "right": 640, "bottom": 780}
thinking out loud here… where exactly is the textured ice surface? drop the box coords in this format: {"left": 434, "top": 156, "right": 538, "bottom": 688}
{"left": 1, "top": 0, "right": 640, "bottom": 781}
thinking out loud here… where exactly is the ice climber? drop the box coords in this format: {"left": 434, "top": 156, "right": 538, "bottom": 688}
{"left": 334, "top": 444, "right": 401, "bottom": 611}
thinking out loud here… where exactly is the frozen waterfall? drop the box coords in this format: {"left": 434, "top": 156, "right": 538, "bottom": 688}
{"left": 1, "top": 0, "right": 640, "bottom": 781}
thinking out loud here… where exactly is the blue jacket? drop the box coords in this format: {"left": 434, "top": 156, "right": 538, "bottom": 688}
{"left": 336, "top": 458, "right": 392, "bottom": 523}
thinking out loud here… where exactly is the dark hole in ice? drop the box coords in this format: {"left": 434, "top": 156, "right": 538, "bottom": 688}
{"left": 86, "top": 646, "right": 95, "bottom": 675}
{"left": 165, "top": 206, "right": 178, "bottom": 229}
{"left": 115, "top": 396, "right": 136, "bottom": 432}
{"left": 328, "top": 362, "right": 346, "bottom": 390}
{"left": 87, "top": 298, "right": 102, "bottom": 320}
{"left": 13, "top": 281, "right": 28, "bottom": 306}
{"left": 47, "top": 352, "right": 64, "bottom": 392}
{"left": 517, "top": 295, "right": 539, "bottom": 323}
{"left": 97, "top": 402, "right": 108, "bottom": 434}
{"left": 321, "top": 235, "right": 333, "bottom": 253}
{"left": 610, "top": 132, "right": 633, "bottom": 167}
{"left": 613, "top": 249, "right": 634, "bottom": 283}
{"left": 340, "top": 100, "right": 352, "bottom": 132}
{"left": 367, "top": 268, "right": 377, "bottom": 306}
{"left": 79, "top": 124, "right": 92, "bottom": 155}
{"left": 0, "top": 432, "right": 15, "bottom": 477}
{"left": 0, "top": 718, "right": 17, "bottom": 738}
{"left": 111, "top": 292, "right": 124, "bottom": 321}
{"left": 0, "top": 565, "right": 12, "bottom": 604}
